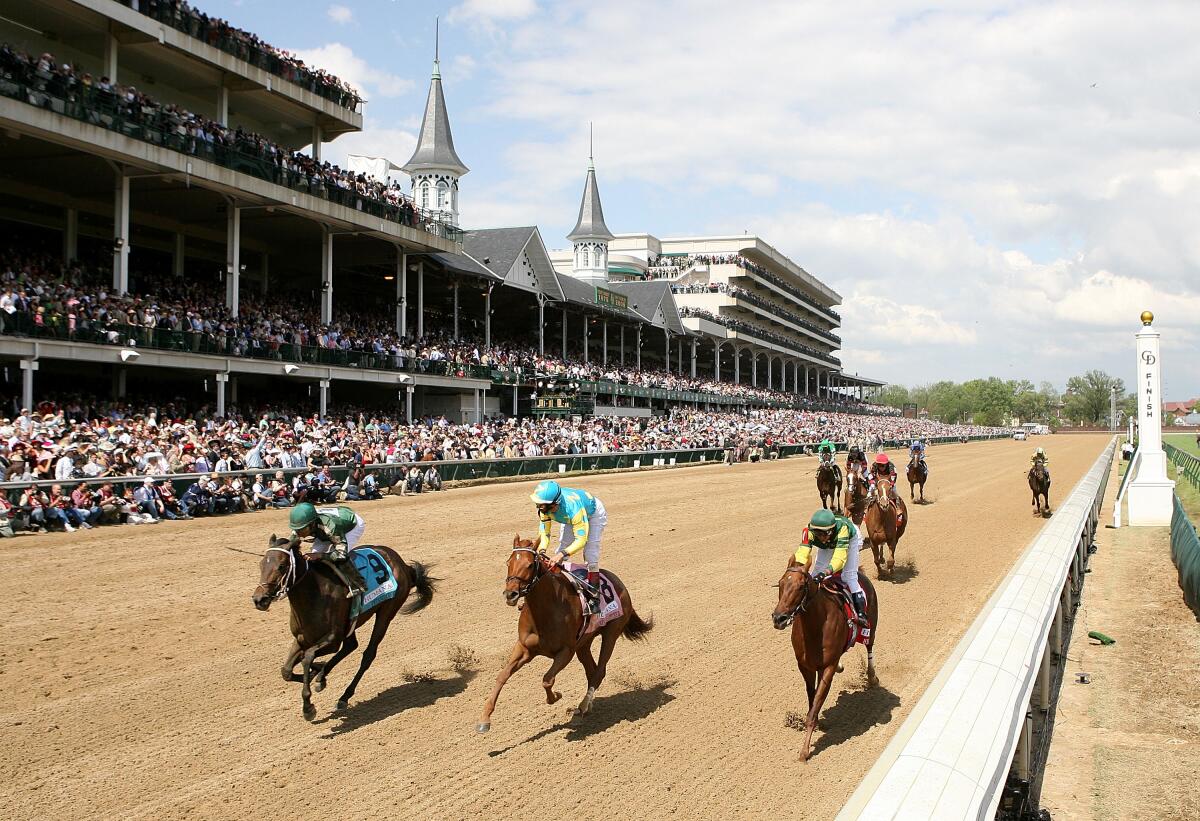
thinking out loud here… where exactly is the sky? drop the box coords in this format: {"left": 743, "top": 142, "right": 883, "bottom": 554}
{"left": 206, "top": 0, "right": 1199, "bottom": 397}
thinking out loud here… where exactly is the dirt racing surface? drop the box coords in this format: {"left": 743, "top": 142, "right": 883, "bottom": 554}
{"left": 0, "top": 435, "right": 1109, "bottom": 820}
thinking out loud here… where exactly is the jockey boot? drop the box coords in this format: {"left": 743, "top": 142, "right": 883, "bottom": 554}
{"left": 851, "top": 592, "right": 869, "bottom": 628}
{"left": 336, "top": 556, "right": 369, "bottom": 599}
{"left": 585, "top": 570, "right": 601, "bottom": 615}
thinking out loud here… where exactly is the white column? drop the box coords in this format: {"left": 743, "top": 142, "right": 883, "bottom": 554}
{"left": 1128, "top": 311, "right": 1175, "bottom": 525}
{"left": 512, "top": 385, "right": 518, "bottom": 416}
{"left": 230, "top": 375, "right": 238, "bottom": 405}
{"left": 217, "top": 83, "right": 229, "bottom": 127}
{"left": 318, "top": 379, "right": 330, "bottom": 419}
{"left": 311, "top": 124, "right": 323, "bottom": 162}
{"left": 20, "top": 359, "right": 37, "bottom": 411}
{"left": 537, "top": 295, "right": 545, "bottom": 355}
{"left": 320, "top": 229, "right": 333, "bottom": 324}
{"left": 215, "top": 372, "right": 228, "bottom": 418}
{"left": 452, "top": 281, "right": 460, "bottom": 340}
{"left": 677, "top": 337, "right": 683, "bottom": 373}
{"left": 752, "top": 353, "right": 758, "bottom": 387}
{"left": 397, "top": 251, "right": 407, "bottom": 337}
{"left": 562, "top": 308, "right": 568, "bottom": 361}
{"left": 63, "top": 207, "right": 78, "bottom": 262}
{"left": 734, "top": 347, "right": 741, "bottom": 384}
{"left": 767, "top": 356, "right": 773, "bottom": 390}
{"left": 405, "top": 385, "right": 414, "bottom": 421}
{"left": 485, "top": 285, "right": 493, "bottom": 349}
{"left": 636, "top": 325, "right": 642, "bottom": 370}
{"left": 225, "top": 205, "right": 241, "bottom": 317}
{"left": 583, "top": 317, "right": 589, "bottom": 364}
{"left": 603, "top": 321, "right": 608, "bottom": 366}
{"left": 714, "top": 341, "right": 721, "bottom": 380}
{"left": 664, "top": 330, "right": 670, "bottom": 372}
{"left": 417, "top": 260, "right": 425, "bottom": 338}
{"left": 620, "top": 326, "right": 626, "bottom": 366}
{"left": 690, "top": 337, "right": 697, "bottom": 378}
{"left": 112, "top": 172, "right": 129, "bottom": 294}
{"left": 173, "top": 232, "right": 185, "bottom": 277}
{"left": 103, "top": 31, "right": 118, "bottom": 82}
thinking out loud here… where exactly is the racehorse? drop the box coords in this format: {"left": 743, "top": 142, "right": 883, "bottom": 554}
{"left": 252, "top": 535, "right": 436, "bottom": 720}
{"left": 476, "top": 536, "right": 653, "bottom": 733}
{"left": 906, "top": 455, "right": 928, "bottom": 503}
{"left": 864, "top": 478, "right": 907, "bottom": 577}
{"left": 1029, "top": 459, "right": 1051, "bottom": 516}
{"left": 843, "top": 467, "right": 868, "bottom": 526}
{"left": 816, "top": 461, "right": 843, "bottom": 514}
{"left": 772, "top": 559, "right": 878, "bottom": 761}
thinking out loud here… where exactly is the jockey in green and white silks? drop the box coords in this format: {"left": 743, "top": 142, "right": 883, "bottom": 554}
{"left": 795, "top": 509, "right": 868, "bottom": 627}
{"left": 817, "top": 438, "right": 836, "bottom": 464}
{"left": 289, "top": 502, "right": 368, "bottom": 597}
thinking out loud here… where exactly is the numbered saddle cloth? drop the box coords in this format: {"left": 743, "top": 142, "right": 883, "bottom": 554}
{"left": 820, "top": 578, "right": 872, "bottom": 653}
{"left": 348, "top": 547, "right": 399, "bottom": 621}
{"left": 564, "top": 563, "right": 624, "bottom": 640}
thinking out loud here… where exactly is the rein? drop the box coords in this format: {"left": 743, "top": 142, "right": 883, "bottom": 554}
{"left": 260, "top": 543, "right": 305, "bottom": 601}
{"left": 506, "top": 546, "right": 550, "bottom": 599}
{"left": 778, "top": 566, "right": 814, "bottom": 625}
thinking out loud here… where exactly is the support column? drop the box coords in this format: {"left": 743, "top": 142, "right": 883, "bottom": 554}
{"left": 636, "top": 325, "right": 642, "bottom": 370}
{"left": 173, "top": 231, "right": 185, "bottom": 277}
{"left": 562, "top": 308, "right": 568, "bottom": 361}
{"left": 664, "top": 330, "right": 670, "bottom": 372}
{"left": 714, "top": 342, "right": 721, "bottom": 381}
{"left": 690, "top": 337, "right": 697, "bottom": 379}
{"left": 512, "top": 385, "right": 518, "bottom": 416}
{"left": 620, "top": 326, "right": 626, "bottom": 366}
{"left": 112, "top": 172, "right": 129, "bottom": 294}
{"left": 767, "top": 356, "right": 773, "bottom": 390}
{"left": 734, "top": 348, "right": 741, "bottom": 384}
{"left": 416, "top": 260, "right": 425, "bottom": 338}
{"left": 311, "top": 124, "right": 323, "bottom": 162}
{"left": 319, "top": 228, "right": 333, "bottom": 324}
{"left": 103, "top": 29, "right": 118, "bottom": 82}
{"left": 215, "top": 372, "right": 228, "bottom": 418}
{"left": 583, "top": 316, "right": 589, "bottom": 364}
{"left": 452, "top": 281, "right": 460, "bottom": 341}
{"left": 63, "top": 207, "right": 78, "bottom": 263}
{"left": 318, "top": 379, "right": 330, "bottom": 419}
{"left": 395, "top": 250, "right": 406, "bottom": 335}
{"left": 537, "top": 295, "right": 546, "bottom": 355}
{"left": 484, "top": 284, "right": 493, "bottom": 349}
{"left": 20, "top": 359, "right": 36, "bottom": 412}
{"left": 217, "top": 83, "right": 229, "bottom": 127}
{"left": 112, "top": 367, "right": 126, "bottom": 399}
{"left": 603, "top": 321, "right": 608, "bottom": 366}
{"left": 405, "top": 385, "right": 414, "bottom": 422}
{"left": 752, "top": 353, "right": 758, "bottom": 387}
{"left": 225, "top": 204, "right": 241, "bottom": 317}
{"left": 677, "top": 337, "right": 683, "bottom": 373}
{"left": 230, "top": 375, "right": 238, "bottom": 405}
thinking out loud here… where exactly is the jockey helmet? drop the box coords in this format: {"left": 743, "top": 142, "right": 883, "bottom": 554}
{"left": 875, "top": 453, "right": 890, "bottom": 465}
{"left": 1036, "top": 447, "right": 1045, "bottom": 456}
{"left": 530, "top": 480, "right": 563, "bottom": 507}
{"left": 809, "top": 509, "right": 837, "bottom": 532}
{"left": 289, "top": 502, "right": 319, "bottom": 530}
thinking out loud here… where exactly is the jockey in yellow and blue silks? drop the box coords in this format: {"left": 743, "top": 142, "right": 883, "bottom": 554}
{"left": 531, "top": 481, "right": 609, "bottom": 607}
{"left": 795, "top": 509, "right": 868, "bottom": 627}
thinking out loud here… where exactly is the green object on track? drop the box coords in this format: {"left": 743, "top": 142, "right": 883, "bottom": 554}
{"left": 1088, "top": 630, "right": 1116, "bottom": 645}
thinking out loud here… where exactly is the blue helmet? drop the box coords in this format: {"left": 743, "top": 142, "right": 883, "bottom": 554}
{"left": 530, "top": 480, "right": 563, "bottom": 506}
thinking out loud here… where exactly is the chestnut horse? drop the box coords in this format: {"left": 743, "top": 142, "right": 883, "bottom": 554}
{"left": 477, "top": 536, "right": 653, "bottom": 733}
{"left": 843, "top": 467, "right": 868, "bottom": 526}
{"left": 864, "top": 478, "right": 908, "bottom": 576}
{"left": 906, "top": 455, "right": 928, "bottom": 503}
{"left": 252, "top": 535, "right": 436, "bottom": 720}
{"left": 772, "top": 559, "right": 879, "bottom": 761}
{"left": 816, "top": 460, "right": 843, "bottom": 514}
{"left": 1029, "top": 459, "right": 1051, "bottom": 516}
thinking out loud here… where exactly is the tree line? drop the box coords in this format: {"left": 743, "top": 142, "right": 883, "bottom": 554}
{"left": 874, "top": 370, "right": 1133, "bottom": 427}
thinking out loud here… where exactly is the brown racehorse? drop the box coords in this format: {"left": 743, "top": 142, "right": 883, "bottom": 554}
{"left": 906, "top": 455, "right": 927, "bottom": 503}
{"left": 1029, "top": 459, "right": 1051, "bottom": 516}
{"left": 864, "top": 478, "right": 908, "bottom": 577}
{"left": 816, "top": 460, "right": 843, "bottom": 514}
{"left": 843, "top": 467, "right": 868, "bottom": 526}
{"left": 772, "top": 559, "right": 879, "bottom": 761}
{"left": 252, "top": 535, "right": 436, "bottom": 720}
{"left": 476, "top": 536, "right": 653, "bottom": 733}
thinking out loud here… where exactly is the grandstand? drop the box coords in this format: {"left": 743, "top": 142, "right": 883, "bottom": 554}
{"left": 0, "top": 0, "right": 882, "bottom": 423}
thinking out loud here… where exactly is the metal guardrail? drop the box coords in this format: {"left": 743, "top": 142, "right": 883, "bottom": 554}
{"left": 839, "top": 437, "right": 1116, "bottom": 821}
{"left": 1166, "top": 442, "right": 1200, "bottom": 492}
{"left": 1111, "top": 443, "right": 1139, "bottom": 527}
{"left": 1170, "top": 495, "right": 1200, "bottom": 619}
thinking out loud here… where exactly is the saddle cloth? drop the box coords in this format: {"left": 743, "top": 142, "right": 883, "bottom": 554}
{"left": 564, "top": 563, "right": 624, "bottom": 640}
{"left": 348, "top": 547, "right": 399, "bottom": 622}
{"left": 820, "top": 578, "right": 872, "bottom": 653}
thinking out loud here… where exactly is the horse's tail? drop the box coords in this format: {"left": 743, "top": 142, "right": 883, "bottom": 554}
{"left": 401, "top": 561, "right": 438, "bottom": 615}
{"left": 622, "top": 608, "right": 654, "bottom": 642}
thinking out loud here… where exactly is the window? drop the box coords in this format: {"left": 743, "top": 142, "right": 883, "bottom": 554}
{"left": 420, "top": 181, "right": 430, "bottom": 209}
{"left": 436, "top": 180, "right": 449, "bottom": 210}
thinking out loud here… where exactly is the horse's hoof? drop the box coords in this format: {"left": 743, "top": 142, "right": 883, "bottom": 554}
{"left": 336, "top": 699, "right": 348, "bottom": 710}
{"left": 476, "top": 722, "right": 491, "bottom": 734}
{"left": 836, "top": 663, "right": 844, "bottom": 673}
{"left": 314, "top": 679, "right": 325, "bottom": 693}
{"left": 547, "top": 691, "right": 562, "bottom": 705}
{"left": 868, "top": 673, "right": 880, "bottom": 687}
{"left": 303, "top": 706, "right": 317, "bottom": 722}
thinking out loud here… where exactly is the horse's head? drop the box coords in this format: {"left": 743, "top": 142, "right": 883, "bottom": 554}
{"left": 504, "top": 534, "right": 543, "bottom": 607}
{"left": 252, "top": 534, "right": 297, "bottom": 611}
{"left": 772, "top": 556, "right": 813, "bottom": 630}
{"left": 875, "top": 478, "right": 894, "bottom": 510}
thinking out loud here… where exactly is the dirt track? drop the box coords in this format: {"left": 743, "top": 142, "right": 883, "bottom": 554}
{"left": 0, "top": 435, "right": 1109, "bottom": 820}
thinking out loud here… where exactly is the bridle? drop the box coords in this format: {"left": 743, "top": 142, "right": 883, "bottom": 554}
{"left": 505, "top": 546, "right": 549, "bottom": 598}
{"left": 257, "top": 542, "right": 305, "bottom": 601}
{"left": 776, "top": 566, "right": 815, "bottom": 626}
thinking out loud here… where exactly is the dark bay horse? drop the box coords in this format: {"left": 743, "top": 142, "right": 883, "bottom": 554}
{"left": 476, "top": 536, "right": 653, "bottom": 733}
{"left": 906, "top": 455, "right": 928, "bottom": 503}
{"left": 1029, "top": 459, "right": 1051, "bottom": 516}
{"left": 864, "top": 478, "right": 907, "bottom": 577}
{"left": 772, "top": 559, "right": 879, "bottom": 761}
{"left": 816, "top": 460, "right": 843, "bottom": 514}
{"left": 252, "top": 535, "right": 436, "bottom": 720}
{"left": 843, "top": 468, "right": 868, "bottom": 526}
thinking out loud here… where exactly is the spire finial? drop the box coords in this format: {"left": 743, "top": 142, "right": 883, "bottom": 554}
{"left": 433, "top": 17, "right": 441, "bottom": 77}
{"left": 588, "top": 122, "right": 594, "bottom": 170}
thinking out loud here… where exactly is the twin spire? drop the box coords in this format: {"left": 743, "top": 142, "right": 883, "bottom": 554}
{"left": 402, "top": 18, "right": 468, "bottom": 178}
{"left": 567, "top": 123, "right": 613, "bottom": 243}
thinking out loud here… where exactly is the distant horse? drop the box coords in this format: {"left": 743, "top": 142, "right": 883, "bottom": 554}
{"left": 864, "top": 478, "right": 908, "bottom": 577}
{"left": 252, "top": 535, "right": 436, "bottom": 720}
{"left": 1029, "top": 459, "right": 1051, "bottom": 516}
{"left": 843, "top": 467, "right": 868, "bottom": 526}
{"left": 477, "top": 536, "right": 653, "bottom": 733}
{"left": 816, "top": 461, "right": 843, "bottom": 514}
{"left": 772, "top": 559, "right": 878, "bottom": 761}
{"left": 906, "top": 455, "right": 928, "bottom": 503}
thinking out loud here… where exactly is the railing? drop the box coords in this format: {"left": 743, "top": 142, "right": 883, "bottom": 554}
{"left": 1166, "top": 442, "right": 1200, "bottom": 492}
{"left": 679, "top": 309, "right": 841, "bottom": 367}
{"left": 0, "top": 69, "right": 461, "bottom": 243}
{"left": 115, "top": 0, "right": 363, "bottom": 112}
{"left": 1111, "top": 443, "right": 1139, "bottom": 527}
{"left": 839, "top": 437, "right": 1116, "bottom": 821}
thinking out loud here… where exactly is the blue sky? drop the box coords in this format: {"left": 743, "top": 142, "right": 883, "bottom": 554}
{"left": 207, "top": 0, "right": 1200, "bottom": 398}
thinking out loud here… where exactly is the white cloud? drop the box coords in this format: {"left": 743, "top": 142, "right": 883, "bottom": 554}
{"left": 290, "top": 43, "right": 412, "bottom": 99}
{"left": 448, "top": 0, "right": 537, "bottom": 24}
{"left": 327, "top": 4, "right": 353, "bottom": 25}
{"left": 303, "top": 119, "right": 418, "bottom": 184}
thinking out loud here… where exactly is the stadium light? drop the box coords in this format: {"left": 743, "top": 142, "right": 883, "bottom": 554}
{"left": 119, "top": 349, "right": 139, "bottom": 362}
{"left": 283, "top": 364, "right": 299, "bottom": 375}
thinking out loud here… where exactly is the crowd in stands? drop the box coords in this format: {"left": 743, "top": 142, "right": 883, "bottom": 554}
{"left": 0, "top": 391, "right": 1000, "bottom": 536}
{"left": 117, "top": 1, "right": 362, "bottom": 110}
{"left": 678, "top": 307, "right": 840, "bottom": 366}
{"left": 0, "top": 45, "right": 440, "bottom": 234}
{"left": 671, "top": 283, "right": 841, "bottom": 344}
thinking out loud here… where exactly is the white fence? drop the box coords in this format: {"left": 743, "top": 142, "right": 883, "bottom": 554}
{"left": 838, "top": 437, "right": 1117, "bottom": 820}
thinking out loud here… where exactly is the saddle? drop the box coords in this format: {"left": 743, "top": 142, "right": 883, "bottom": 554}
{"left": 819, "top": 577, "right": 871, "bottom": 652}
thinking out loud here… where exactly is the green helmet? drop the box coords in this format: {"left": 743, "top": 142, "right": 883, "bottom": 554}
{"left": 809, "top": 509, "right": 837, "bottom": 531}
{"left": 289, "top": 502, "right": 319, "bottom": 530}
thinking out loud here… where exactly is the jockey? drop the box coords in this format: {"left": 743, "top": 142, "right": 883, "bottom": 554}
{"left": 531, "top": 480, "right": 608, "bottom": 613}
{"left": 868, "top": 453, "right": 899, "bottom": 502}
{"left": 909, "top": 440, "right": 927, "bottom": 471}
{"left": 817, "top": 438, "right": 836, "bottom": 465}
{"left": 846, "top": 444, "right": 869, "bottom": 479}
{"left": 1031, "top": 447, "right": 1050, "bottom": 484}
{"left": 795, "top": 509, "right": 868, "bottom": 627}
{"left": 289, "top": 502, "right": 368, "bottom": 598}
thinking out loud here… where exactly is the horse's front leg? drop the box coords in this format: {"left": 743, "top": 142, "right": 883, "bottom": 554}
{"left": 574, "top": 638, "right": 599, "bottom": 716}
{"left": 280, "top": 638, "right": 303, "bottom": 682}
{"left": 477, "top": 641, "right": 532, "bottom": 733}
{"left": 802, "top": 664, "right": 837, "bottom": 762}
{"left": 542, "top": 646, "right": 575, "bottom": 705}
{"left": 300, "top": 631, "right": 339, "bottom": 721}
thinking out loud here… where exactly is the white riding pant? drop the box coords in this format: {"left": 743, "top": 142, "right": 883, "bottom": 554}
{"left": 311, "top": 514, "right": 365, "bottom": 558}
{"left": 558, "top": 498, "right": 607, "bottom": 571}
{"left": 808, "top": 531, "right": 864, "bottom": 596}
